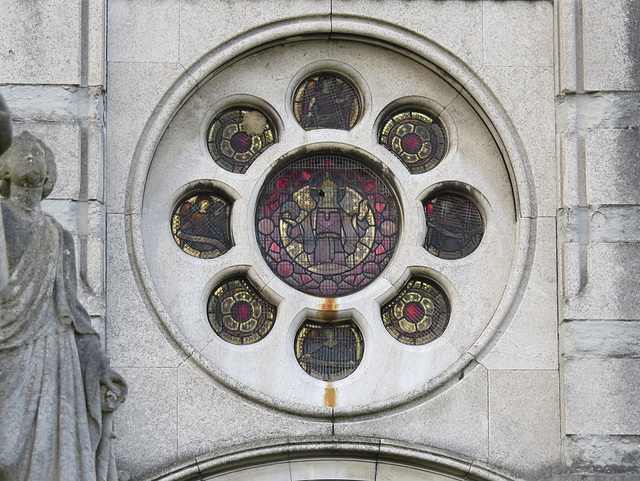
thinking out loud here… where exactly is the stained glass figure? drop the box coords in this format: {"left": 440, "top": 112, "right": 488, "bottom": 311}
{"left": 172, "top": 193, "right": 232, "bottom": 259}
{"left": 379, "top": 110, "right": 447, "bottom": 174}
{"left": 207, "top": 277, "right": 276, "bottom": 345}
{"left": 295, "top": 320, "right": 364, "bottom": 381}
{"left": 293, "top": 74, "right": 361, "bottom": 131}
{"left": 424, "top": 193, "right": 483, "bottom": 259}
{"left": 207, "top": 108, "right": 275, "bottom": 173}
{"left": 381, "top": 277, "right": 450, "bottom": 345}
{"left": 256, "top": 155, "right": 399, "bottom": 297}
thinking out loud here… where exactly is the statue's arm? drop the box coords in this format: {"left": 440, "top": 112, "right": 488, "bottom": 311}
{"left": 61, "top": 226, "right": 128, "bottom": 410}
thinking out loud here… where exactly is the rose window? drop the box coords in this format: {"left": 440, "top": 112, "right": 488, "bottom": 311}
{"left": 140, "top": 39, "right": 519, "bottom": 413}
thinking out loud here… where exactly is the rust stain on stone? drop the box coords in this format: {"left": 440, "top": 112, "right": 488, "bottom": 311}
{"left": 324, "top": 383, "right": 337, "bottom": 407}
{"left": 319, "top": 298, "right": 338, "bottom": 321}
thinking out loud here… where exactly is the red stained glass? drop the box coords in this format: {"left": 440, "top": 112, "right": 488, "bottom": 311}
{"left": 256, "top": 154, "right": 400, "bottom": 297}
{"left": 424, "top": 193, "right": 484, "bottom": 259}
{"left": 381, "top": 277, "right": 450, "bottom": 345}
{"left": 293, "top": 74, "right": 361, "bottom": 131}
{"left": 207, "top": 277, "right": 276, "bottom": 345}
{"left": 207, "top": 108, "right": 275, "bottom": 173}
{"left": 171, "top": 193, "right": 232, "bottom": 259}
{"left": 295, "top": 320, "right": 364, "bottom": 381}
{"left": 379, "top": 110, "right": 447, "bottom": 174}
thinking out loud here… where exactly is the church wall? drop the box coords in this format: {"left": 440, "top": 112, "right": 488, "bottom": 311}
{"left": 0, "top": 0, "right": 638, "bottom": 480}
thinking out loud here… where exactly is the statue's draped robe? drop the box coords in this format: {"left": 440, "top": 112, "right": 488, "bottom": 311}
{"left": 0, "top": 208, "right": 117, "bottom": 481}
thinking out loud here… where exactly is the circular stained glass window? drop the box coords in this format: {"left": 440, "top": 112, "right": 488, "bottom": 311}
{"left": 255, "top": 154, "right": 400, "bottom": 297}
{"left": 295, "top": 320, "right": 364, "bottom": 381}
{"left": 172, "top": 193, "right": 232, "bottom": 259}
{"left": 379, "top": 110, "right": 447, "bottom": 174}
{"left": 293, "top": 73, "right": 361, "bottom": 131}
{"left": 381, "top": 277, "right": 450, "bottom": 345}
{"left": 207, "top": 277, "right": 276, "bottom": 345}
{"left": 207, "top": 108, "right": 275, "bottom": 173}
{"left": 424, "top": 193, "right": 483, "bottom": 259}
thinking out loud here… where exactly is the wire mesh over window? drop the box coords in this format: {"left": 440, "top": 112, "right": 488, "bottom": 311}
{"left": 171, "top": 193, "right": 232, "bottom": 259}
{"left": 381, "top": 277, "right": 450, "bottom": 345}
{"left": 295, "top": 320, "right": 364, "bottom": 381}
{"left": 293, "top": 73, "right": 361, "bottom": 131}
{"left": 207, "top": 108, "right": 275, "bottom": 173}
{"left": 424, "top": 193, "right": 483, "bottom": 259}
{"left": 207, "top": 277, "right": 276, "bottom": 345}
{"left": 256, "top": 154, "right": 400, "bottom": 297}
{"left": 379, "top": 110, "right": 447, "bottom": 174}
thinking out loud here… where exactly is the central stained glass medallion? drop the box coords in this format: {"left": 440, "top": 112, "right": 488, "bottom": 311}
{"left": 256, "top": 154, "right": 399, "bottom": 297}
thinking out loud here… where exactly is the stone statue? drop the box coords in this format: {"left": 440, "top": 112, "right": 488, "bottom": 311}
{"left": 0, "top": 126, "right": 128, "bottom": 480}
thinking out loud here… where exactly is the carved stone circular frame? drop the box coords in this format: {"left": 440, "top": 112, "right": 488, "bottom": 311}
{"left": 126, "top": 16, "right": 535, "bottom": 419}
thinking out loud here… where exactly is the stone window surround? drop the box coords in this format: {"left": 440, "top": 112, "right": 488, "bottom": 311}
{"left": 129, "top": 18, "right": 536, "bottom": 419}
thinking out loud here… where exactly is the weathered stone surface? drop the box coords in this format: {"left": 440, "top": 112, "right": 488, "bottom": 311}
{"left": 564, "top": 359, "right": 640, "bottom": 435}
{"left": 564, "top": 435, "right": 640, "bottom": 475}
{"left": 562, "top": 320, "right": 640, "bottom": 359}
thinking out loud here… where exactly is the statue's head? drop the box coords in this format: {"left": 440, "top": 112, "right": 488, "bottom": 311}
{"left": 0, "top": 131, "right": 56, "bottom": 199}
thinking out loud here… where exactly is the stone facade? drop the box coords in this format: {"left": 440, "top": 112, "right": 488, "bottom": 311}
{"left": 1, "top": 1, "right": 638, "bottom": 480}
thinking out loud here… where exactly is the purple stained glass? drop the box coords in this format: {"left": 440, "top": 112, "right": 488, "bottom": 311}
{"left": 424, "top": 193, "right": 483, "bottom": 259}
{"left": 381, "top": 277, "right": 450, "bottom": 345}
{"left": 295, "top": 320, "right": 364, "bottom": 381}
{"left": 207, "top": 277, "right": 276, "bottom": 345}
{"left": 207, "top": 108, "right": 275, "bottom": 173}
{"left": 293, "top": 74, "right": 361, "bottom": 131}
{"left": 379, "top": 110, "right": 447, "bottom": 174}
{"left": 172, "top": 193, "right": 232, "bottom": 259}
{"left": 255, "top": 155, "right": 399, "bottom": 297}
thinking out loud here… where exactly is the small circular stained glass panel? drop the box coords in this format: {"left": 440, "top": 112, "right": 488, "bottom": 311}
{"left": 424, "top": 193, "right": 484, "bottom": 259}
{"left": 293, "top": 73, "right": 361, "bottom": 131}
{"left": 172, "top": 193, "right": 232, "bottom": 259}
{"left": 207, "top": 278, "right": 276, "bottom": 345}
{"left": 382, "top": 277, "right": 450, "bottom": 345}
{"left": 256, "top": 154, "right": 400, "bottom": 297}
{"left": 207, "top": 108, "right": 275, "bottom": 173}
{"left": 295, "top": 320, "right": 364, "bottom": 381}
{"left": 379, "top": 110, "right": 447, "bottom": 174}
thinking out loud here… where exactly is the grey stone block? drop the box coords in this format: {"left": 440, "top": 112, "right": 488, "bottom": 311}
{"left": 562, "top": 320, "right": 640, "bottom": 359}
{"left": 176, "top": 362, "right": 332, "bottom": 461}
{"left": 564, "top": 359, "right": 640, "bottom": 435}
{"left": 0, "top": 0, "right": 81, "bottom": 84}
{"left": 483, "top": 0, "right": 553, "bottom": 67}
{"left": 585, "top": 129, "right": 640, "bottom": 206}
{"left": 488, "top": 370, "right": 561, "bottom": 477}
{"left": 564, "top": 435, "right": 640, "bottom": 475}
{"left": 334, "top": 365, "right": 489, "bottom": 462}
{"left": 583, "top": 0, "right": 640, "bottom": 91}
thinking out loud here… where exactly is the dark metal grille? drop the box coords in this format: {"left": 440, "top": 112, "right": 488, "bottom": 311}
{"left": 379, "top": 110, "right": 447, "bottom": 174}
{"left": 207, "top": 108, "right": 275, "bottom": 173}
{"left": 207, "top": 277, "right": 276, "bottom": 345}
{"left": 295, "top": 320, "right": 364, "bottom": 381}
{"left": 381, "top": 277, "right": 450, "bottom": 345}
{"left": 256, "top": 154, "right": 399, "bottom": 297}
{"left": 171, "top": 193, "right": 232, "bottom": 259}
{"left": 293, "top": 73, "right": 361, "bottom": 131}
{"left": 424, "top": 193, "right": 483, "bottom": 259}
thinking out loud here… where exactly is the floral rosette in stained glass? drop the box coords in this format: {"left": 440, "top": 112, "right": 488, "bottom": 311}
{"left": 424, "top": 193, "right": 484, "bottom": 259}
{"left": 172, "top": 193, "right": 232, "bottom": 259}
{"left": 293, "top": 74, "right": 361, "bottom": 131}
{"left": 207, "top": 278, "right": 276, "bottom": 345}
{"left": 379, "top": 110, "right": 447, "bottom": 174}
{"left": 207, "top": 108, "right": 275, "bottom": 173}
{"left": 295, "top": 320, "right": 364, "bottom": 381}
{"left": 256, "top": 155, "right": 400, "bottom": 297}
{"left": 381, "top": 277, "right": 450, "bottom": 345}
